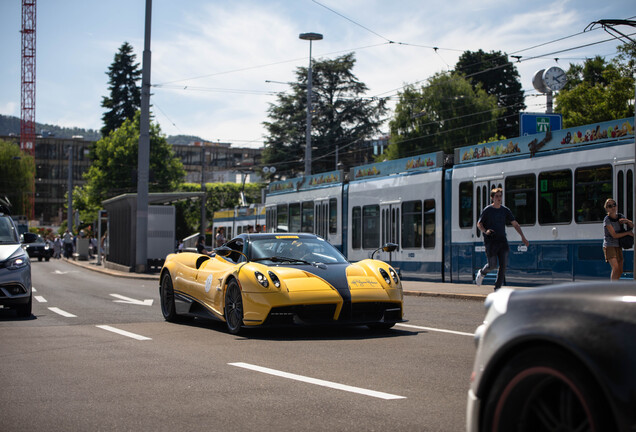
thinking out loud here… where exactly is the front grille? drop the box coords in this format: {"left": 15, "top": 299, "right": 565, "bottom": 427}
{"left": 349, "top": 302, "right": 402, "bottom": 323}
{"left": 265, "top": 304, "right": 337, "bottom": 325}
{"left": 0, "top": 284, "right": 28, "bottom": 298}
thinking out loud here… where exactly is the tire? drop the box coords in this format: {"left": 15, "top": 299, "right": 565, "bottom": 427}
{"left": 482, "top": 346, "right": 613, "bottom": 432}
{"left": 38, "top": 257, "right": 42, "bottom": 262}
{"left": 160, "top": 272, "right": 178, "bottom": 322}
{"left": 16, "top": 295, "right": 32, "bottom": 318}
{"left": 224, "top": 280, "right": 244, "bottom": 335}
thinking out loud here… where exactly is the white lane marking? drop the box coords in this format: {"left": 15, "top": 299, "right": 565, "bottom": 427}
{"left": 48, "top": 307, "right": 77, "bottom": 318}
{"left": 110, "top": 294, "right": 154, "bottom": 306}
{"left": 32, "top": 287, "right": 37, "bottom": 292}
{"left": 34, "top": 296, "right": 47, "bottom": 303}
{"left": 96, "top": 325, "right": 152, "bottom": 341}
{"left": 396, "top": 323, "right": 474, "bottom": 337}
{"left": 229, "top": 362, "right": 406, "bottom": 400}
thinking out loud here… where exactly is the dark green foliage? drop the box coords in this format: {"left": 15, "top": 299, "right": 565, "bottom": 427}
{"left": 101, "top": 42, "right": 142, "bottom": 137}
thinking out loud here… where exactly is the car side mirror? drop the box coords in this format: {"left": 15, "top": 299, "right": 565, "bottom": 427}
{"left": 371, "top": 242, "right": 398, "bottom": 259}
{"left": 21, "top": 232, "right": 38, "bottom": 244}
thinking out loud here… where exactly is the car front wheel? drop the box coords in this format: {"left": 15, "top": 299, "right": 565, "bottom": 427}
{"left": 16, "top": 295, "right": 32, "bottom": 318}
{"left": 160, "top": 272, "right": 178, "bottom": 322}
{"left": 481, "top": 346, "right": 613, "bottom": 432}
{"left": 224, "top": 280, "right": 243, "bottom": 335}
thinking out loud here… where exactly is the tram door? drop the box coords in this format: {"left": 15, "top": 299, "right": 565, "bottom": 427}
{"left": 616, "top": 164, "right": 634, "bottom": 223}
{"left": 314, "top": 200, "right": 329, "bottom": 239}
{"left": 380, "top": 202, "right": 400, "bottom": 249}
{"left": 474, "top": 180, "right": 503, "bottom": 239}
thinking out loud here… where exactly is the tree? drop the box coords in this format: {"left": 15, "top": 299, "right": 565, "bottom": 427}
{"left": 385, "top": 72, "right": 500, "bottom": 159}
{"left": 455, "top": 50, "right": 526, "bottom": 139}
{"left": 0, "top": 139, "right": 34, "bottom": 216}
{"left": 262, "top": 53, "right": 387, "bottom": 178}
{"left": 101, "top": 42, "right": 142, "bottom": 137}
{"left": 555, "top": 46, "right": 635, "bottom": 127}
{"left": 76, "top": 111, "right": 185, "bottom": 217}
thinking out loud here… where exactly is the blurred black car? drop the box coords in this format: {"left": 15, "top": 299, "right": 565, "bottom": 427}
{"left": 0, "top": 213, "right": 32, "bottom": 317}
{"left": 21, "top": 232, "right": 52, "bottom": 261}
{"left": 467, "top": 282, "right": 636, "bottom": 432}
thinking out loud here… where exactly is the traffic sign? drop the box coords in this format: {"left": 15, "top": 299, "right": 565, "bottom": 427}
{"left": 519, "top": 112, "right": 562, "bottom": 136}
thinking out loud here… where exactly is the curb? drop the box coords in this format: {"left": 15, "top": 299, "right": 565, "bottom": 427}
{"left": 403, "top": 291, "right": 487, "bottom": 301}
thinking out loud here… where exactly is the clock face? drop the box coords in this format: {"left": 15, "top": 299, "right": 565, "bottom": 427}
{"left": 543, "top": 66, "right": 566, "bottom": 91}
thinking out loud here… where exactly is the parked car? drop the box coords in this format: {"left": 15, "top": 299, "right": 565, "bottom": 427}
{"left": 21, "top": 232, "right": 53, "bottom": 261}
{"left": 160, "top": 233, "right": 404, "bottom": 334}
{"left": 467, "top": 282, "right": 636, "bottom": 432}
{"left": 0, "top": 212, "right": 32, "bottom": 317}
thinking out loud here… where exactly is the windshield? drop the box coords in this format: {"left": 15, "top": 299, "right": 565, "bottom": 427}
{"left": 248, "top": 237, "right": 347, "bottom": 265}
{"left": 0, "top": 216, "right": 19, "bottom": 244}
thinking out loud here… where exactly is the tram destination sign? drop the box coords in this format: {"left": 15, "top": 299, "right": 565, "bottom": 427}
{"left": 456, "top": 117, "right": 634, "bottom": 164}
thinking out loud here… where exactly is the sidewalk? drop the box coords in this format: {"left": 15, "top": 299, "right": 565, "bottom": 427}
{"left": 65, "top": 257, "right": 526, "bottom": 300}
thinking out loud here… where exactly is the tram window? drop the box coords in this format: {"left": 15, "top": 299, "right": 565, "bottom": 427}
{"left": 628, "top": 170, "right": 634, "bottom": 221}
{"left": 276, "top": 204, "right": 288, "bottom": 232}
{"left": 301, "top": 201, "right": 314, "bottom": 233}
{"left": 402, "top": 201, "right": 422, "bottom": 249}
{"left": 575, "top": 165, "right": 612, "bottom": 223}
{"left": 459, "top": 181, "right": 473, "bottom": 228}
{"left": 329, "top": 198, "right": 337, "bottom": 234}
{"left": 362, "top": 205, "right": 380, "bottom": 249}
{"left": 424, "top": 199, "right": 435, "bottom": 248}
{"left": 618, "top": 171, "right": 624, "bottom": 216}
{"left": 538, "top": 170, "right": 572, "bottom": 224}
{"left": 352, "top": 206, "right": 361, "bottom": 249}
{"left": 289, "top": 203, "right": 301, "bottom": 232}
{"left": 505, "top": 174, "right": 535, "bottom": 226}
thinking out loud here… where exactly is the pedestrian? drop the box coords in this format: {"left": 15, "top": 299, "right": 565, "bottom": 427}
{"left": 475, "top": 187, "right": 529, "bottom": 290}
{"left": 62, "top": 229, "right": 74, "bottom": 259}
{"left": 215, "top": 227, "right": 226, "bottom": 247}
{"left": 196, "top": 235, "right": 211, "bottom": 256}
{"left": 53, "top": 236, "right": 62, "bottom": 259}
{"left": 602, "top": 198, "right": 634, "bottom": 280}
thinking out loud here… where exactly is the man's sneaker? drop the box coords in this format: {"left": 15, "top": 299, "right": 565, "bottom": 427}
{"left": 475, "top": 270, "right": 484, "bottom": 286}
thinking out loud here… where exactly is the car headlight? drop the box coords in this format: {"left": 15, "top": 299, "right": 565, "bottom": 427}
{"left": 254, "top": 271, "right": 269, "bottom": 287}
{"left": 389, "top": 268, "right": 399, "bottom": 284}
{"left": 268, "top": 271, "right": 281, "bottom": 288}
{"left": 7, "top": 255, "right": 29, "bottom": 270}
{"left": 379, "top": 268, "right": 392, "bottom": 285}
{"left": 45, "top": 243, "right": 50, "bottom": 250}
{"left": 474, "top": 288, "right": 514, "bottom": 347}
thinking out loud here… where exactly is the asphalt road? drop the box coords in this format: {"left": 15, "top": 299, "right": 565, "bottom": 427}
{"left": 1, "top": 259, "right": 486, "bottom": 432}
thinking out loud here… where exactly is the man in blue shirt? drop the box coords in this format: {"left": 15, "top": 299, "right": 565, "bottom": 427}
{"left": 476, "top": 187, "right": 529, "bottom": 290}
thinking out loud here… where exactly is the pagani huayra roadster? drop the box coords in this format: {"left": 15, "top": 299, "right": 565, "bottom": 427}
{"left": 159, "top": 233, "right": 404, "bottom": 334}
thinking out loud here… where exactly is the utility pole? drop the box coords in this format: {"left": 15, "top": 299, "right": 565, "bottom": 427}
{"left": 136, "top": 0, "right": 152, "bottom": 273}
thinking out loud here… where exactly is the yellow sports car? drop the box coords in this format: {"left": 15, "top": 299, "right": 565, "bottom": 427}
{"left": 159, "top": 233, "right": 404, "bottom": 334}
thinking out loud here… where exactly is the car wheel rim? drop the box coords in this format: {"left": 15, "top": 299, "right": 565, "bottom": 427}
{"left": 494, "top": 366, "right": 594, "bottom": 432}
{"left": 161, "top": 276, "right": 174, "bottom": 317}
{"left": 226, "top": 285, "right": 243, "bottom": 331}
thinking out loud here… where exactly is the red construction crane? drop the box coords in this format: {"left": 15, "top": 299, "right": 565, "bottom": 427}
{"left": 21, "top": 0, "right": 36, "bottom": 219}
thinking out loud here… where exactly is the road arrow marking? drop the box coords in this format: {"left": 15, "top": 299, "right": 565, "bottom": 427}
{"left": 110, "top": 294, "right": 154, "bottom": 306}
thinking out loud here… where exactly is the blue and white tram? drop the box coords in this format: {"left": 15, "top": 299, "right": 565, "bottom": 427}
{"left": 346, "top": 152, "right": 447, "bottom": 280}
{"left": 265, "top": 171, "right": 344, "bottom": 250}
{"left": 451, "top": 117, "right": 634, "bottom": 285}
{"left": 212, "top": 204, "right": 265, "bottom": 241}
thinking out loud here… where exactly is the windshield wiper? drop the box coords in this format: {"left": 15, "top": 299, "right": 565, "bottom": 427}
{"left": 251, "top": 256, "right": 326, "bottom": 269}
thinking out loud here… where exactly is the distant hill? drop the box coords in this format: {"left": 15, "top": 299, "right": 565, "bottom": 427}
{"left": 0, "top": 114, "right": 203, "bottom": 145}
{"left": 0, "top": 114, "right": 101, "bottom": 141}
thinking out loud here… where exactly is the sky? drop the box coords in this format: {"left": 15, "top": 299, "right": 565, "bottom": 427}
{"left": 1, "top": 0, "right": 634, "bottom": 149}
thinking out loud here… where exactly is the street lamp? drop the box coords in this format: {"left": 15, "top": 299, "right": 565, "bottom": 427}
{"left": 299, "top": 32, "right": 323, "bottom": 176}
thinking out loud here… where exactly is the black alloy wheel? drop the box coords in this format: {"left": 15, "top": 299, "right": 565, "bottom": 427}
{"left": 224, "top": 280, "right": 244, "bottom": 335}
{"left": 160, "top": 272, "right": 178, "bottom": 322}
{"left": 482, "top": 346, "right": 612, "bottom": 432}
